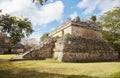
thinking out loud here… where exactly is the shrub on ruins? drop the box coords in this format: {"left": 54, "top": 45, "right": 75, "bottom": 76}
{"left": 54, "top": 36, "right": 60, "bottom": 42}
{"left": 0, "top": 33, "right": 4, "bottom": 46}
{"left": 99, "top": 7, "right": 120, "bottom": 53}
{"left": 40, "top": 33, "right": 49, "bottom": 42}
{"left": 64, "top": 33, "right": 70, "bottom": 38}
{"left": 90, "top": 15, "right": 97, "bottom": 22}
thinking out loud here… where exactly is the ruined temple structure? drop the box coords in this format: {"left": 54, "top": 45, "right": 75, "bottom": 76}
{"left": 49, "top": 16, "right": 102, "bottom": 40}
{"left": 0, "top": 33, "right": 24, "bottom": 54}
{"left": 11, "top": 37, "right": 55, "bottom": 60}
{"left": 11, "top": 16, "right": 118, "bottom": 62}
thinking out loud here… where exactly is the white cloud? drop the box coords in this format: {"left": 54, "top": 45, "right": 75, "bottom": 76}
{"left": 77, "top": 0, "right": 120, "bottom": 15}
{"left": 70, "top": 12, "right": 78, "bottom": 19}
{"left": 0, "top": 0, "right": 64, "bottom": 25}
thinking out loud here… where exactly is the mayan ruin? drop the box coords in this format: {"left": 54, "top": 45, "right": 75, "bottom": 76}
{"left": 12, "top": 16, "right": 118, "bottom": 62}
{"left": 0, "top": 33, "right": 24, "bottom": 54}
{"left": 1, "top": 1, "right": 120, "bottom": 78}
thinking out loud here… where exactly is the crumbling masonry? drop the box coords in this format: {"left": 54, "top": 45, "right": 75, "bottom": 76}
{"left": 11, "top": 16, "right": 118, "bottom": 62}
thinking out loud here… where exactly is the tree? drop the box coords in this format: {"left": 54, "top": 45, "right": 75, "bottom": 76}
{"left": 0, "top": 33, "right": 4, "bottom": 46}
{"left": 0, "top": 14, "right": 34, "bottom": 45}
{"left": 40, "top": 33, "right": 49, "bottom": 42}
{"left": 0, "top": 9, "right": 2, "bottom": 13}
{"left": 33, "top": 0, "right": 47, "bottom": 5}
{"left": 99, "top": 7, "right": 120, "bottom": 52}
{"left": 90, "top": 15, "right": 97, "bottom": 22}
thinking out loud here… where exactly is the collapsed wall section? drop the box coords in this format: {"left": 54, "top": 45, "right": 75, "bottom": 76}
{"left": 11, "top": 37, "right": 55, "bottom": 60}
{"left": 23, "top": 37, "right": 55, "bottom": 59}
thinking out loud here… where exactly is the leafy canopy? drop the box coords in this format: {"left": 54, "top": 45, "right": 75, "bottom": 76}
{"left": 99, "top": 7, "right": 120, "bottom": 52}
{"left": 0, "top": 14, "right": 34, "bottom": 45}
{"left": 33, "top": 0, "right": 47, "bottom": 5}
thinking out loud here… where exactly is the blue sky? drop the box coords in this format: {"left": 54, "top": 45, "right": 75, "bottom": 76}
{"left": 0, "top": 0, "right": 120, "bottom": 43}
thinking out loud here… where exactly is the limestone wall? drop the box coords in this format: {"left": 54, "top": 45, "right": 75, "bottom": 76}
{"left": 54, "top": 52, "right": 63, "bottom": 61}
{"left": 49, "top": 22, "right": 71, "bottom": 37}
{"left": 49, "top": 21, "right": 102, "bottom": 41}
{"left": 64, "top": 26, "right": 72, "bottom": 35}
{"left": 72, "top": 26, "right": 102, "bottom": 40}
{"left": 50, "top": 26, "right": 72, "bottom": 37}
{"left": 56, "top": 52, "right": 118, "bottom": 62}
{"left": 11, "top": 49, "right": 24, "bottom": 54}
{"left": 54, "top": 35, "right": 118, "bottom": 62}
{"left": 23, "top": 45, "right": 54, "bottom": 59}
{"left": 52, "top": 31, "right": 63, "bottom": 37}
{"left": 54, "top": 35, "right": 114, "bottom": 52}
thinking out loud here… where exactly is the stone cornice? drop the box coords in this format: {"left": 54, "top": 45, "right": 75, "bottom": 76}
{"left": 49, "top": 21, "right": 101, "bottom": 37}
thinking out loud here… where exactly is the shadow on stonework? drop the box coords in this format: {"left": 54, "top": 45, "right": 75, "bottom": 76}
{"left": 62, "top": 59, "right": 120, "bottom": 63}
{"left": 0, "top": 68, "right": 99, "bottom": 78}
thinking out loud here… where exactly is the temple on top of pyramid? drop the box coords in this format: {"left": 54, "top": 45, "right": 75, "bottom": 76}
{"left": 11, "top": 16, "right": 118, "bottom": 62}
{"left": 49, "top": 16, "right": 102, "bottom": 41}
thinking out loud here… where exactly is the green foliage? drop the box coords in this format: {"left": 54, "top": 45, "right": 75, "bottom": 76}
{"left": 0, "top": 14, "right": 34, "bottom": 45}
{"left": 54, "top": 36, "right": 60, "bottom": 41}
{"left": 64, "top": 33, "right": 70, "bottom": 37}
{"left": 100, "top": 7, "right": 120, "bottom": 32}
{"left": 40, "top": 33, "right": 49, "bottom": 42}
{"left": 0, "top": 9, "right": 1, "bottom": 13}
{"left": 90, "top": 15, "right": 97, "bottom": 22}
{"left": 33, "top": 0, "right": 47, "bottom": 5}
{"left": 109, "top": 72, "right": 120, "bottom": 78}
{"left": 99, "top": 7, "right": 120, "bottom": 52}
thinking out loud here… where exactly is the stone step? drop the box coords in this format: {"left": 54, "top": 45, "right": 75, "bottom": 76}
{"left": 11, "top": 37, "right": 55, "bottom": 61}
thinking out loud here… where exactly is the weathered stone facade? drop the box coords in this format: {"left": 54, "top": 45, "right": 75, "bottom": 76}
{"left": 23, "top": 37, "right": 55, "bottom": 59}
{"left": 11, "top": 37, "right": 55, "bottom": 60}
{"left": 59, "top": 52, "right": 118, "bottom": 62}
{"left": 49, "top": 17, "right": 102, "bottom": 40}
{"left": 12, "top": 16, "right": 118, "bottom": 62}
{"left": 71, "top": 26, "right": 102, "bottom": 40}
{"left": 54, "top": 35, "right": 118, "bottom": 62}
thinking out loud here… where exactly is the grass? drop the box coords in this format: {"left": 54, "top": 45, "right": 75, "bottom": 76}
{"left": 0, "top": 55, "right": 120, "bottom": 78}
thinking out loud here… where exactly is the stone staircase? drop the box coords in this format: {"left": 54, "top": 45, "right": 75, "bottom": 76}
{"left": 11, "top": 37, "right": 55, "bottom": 61}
